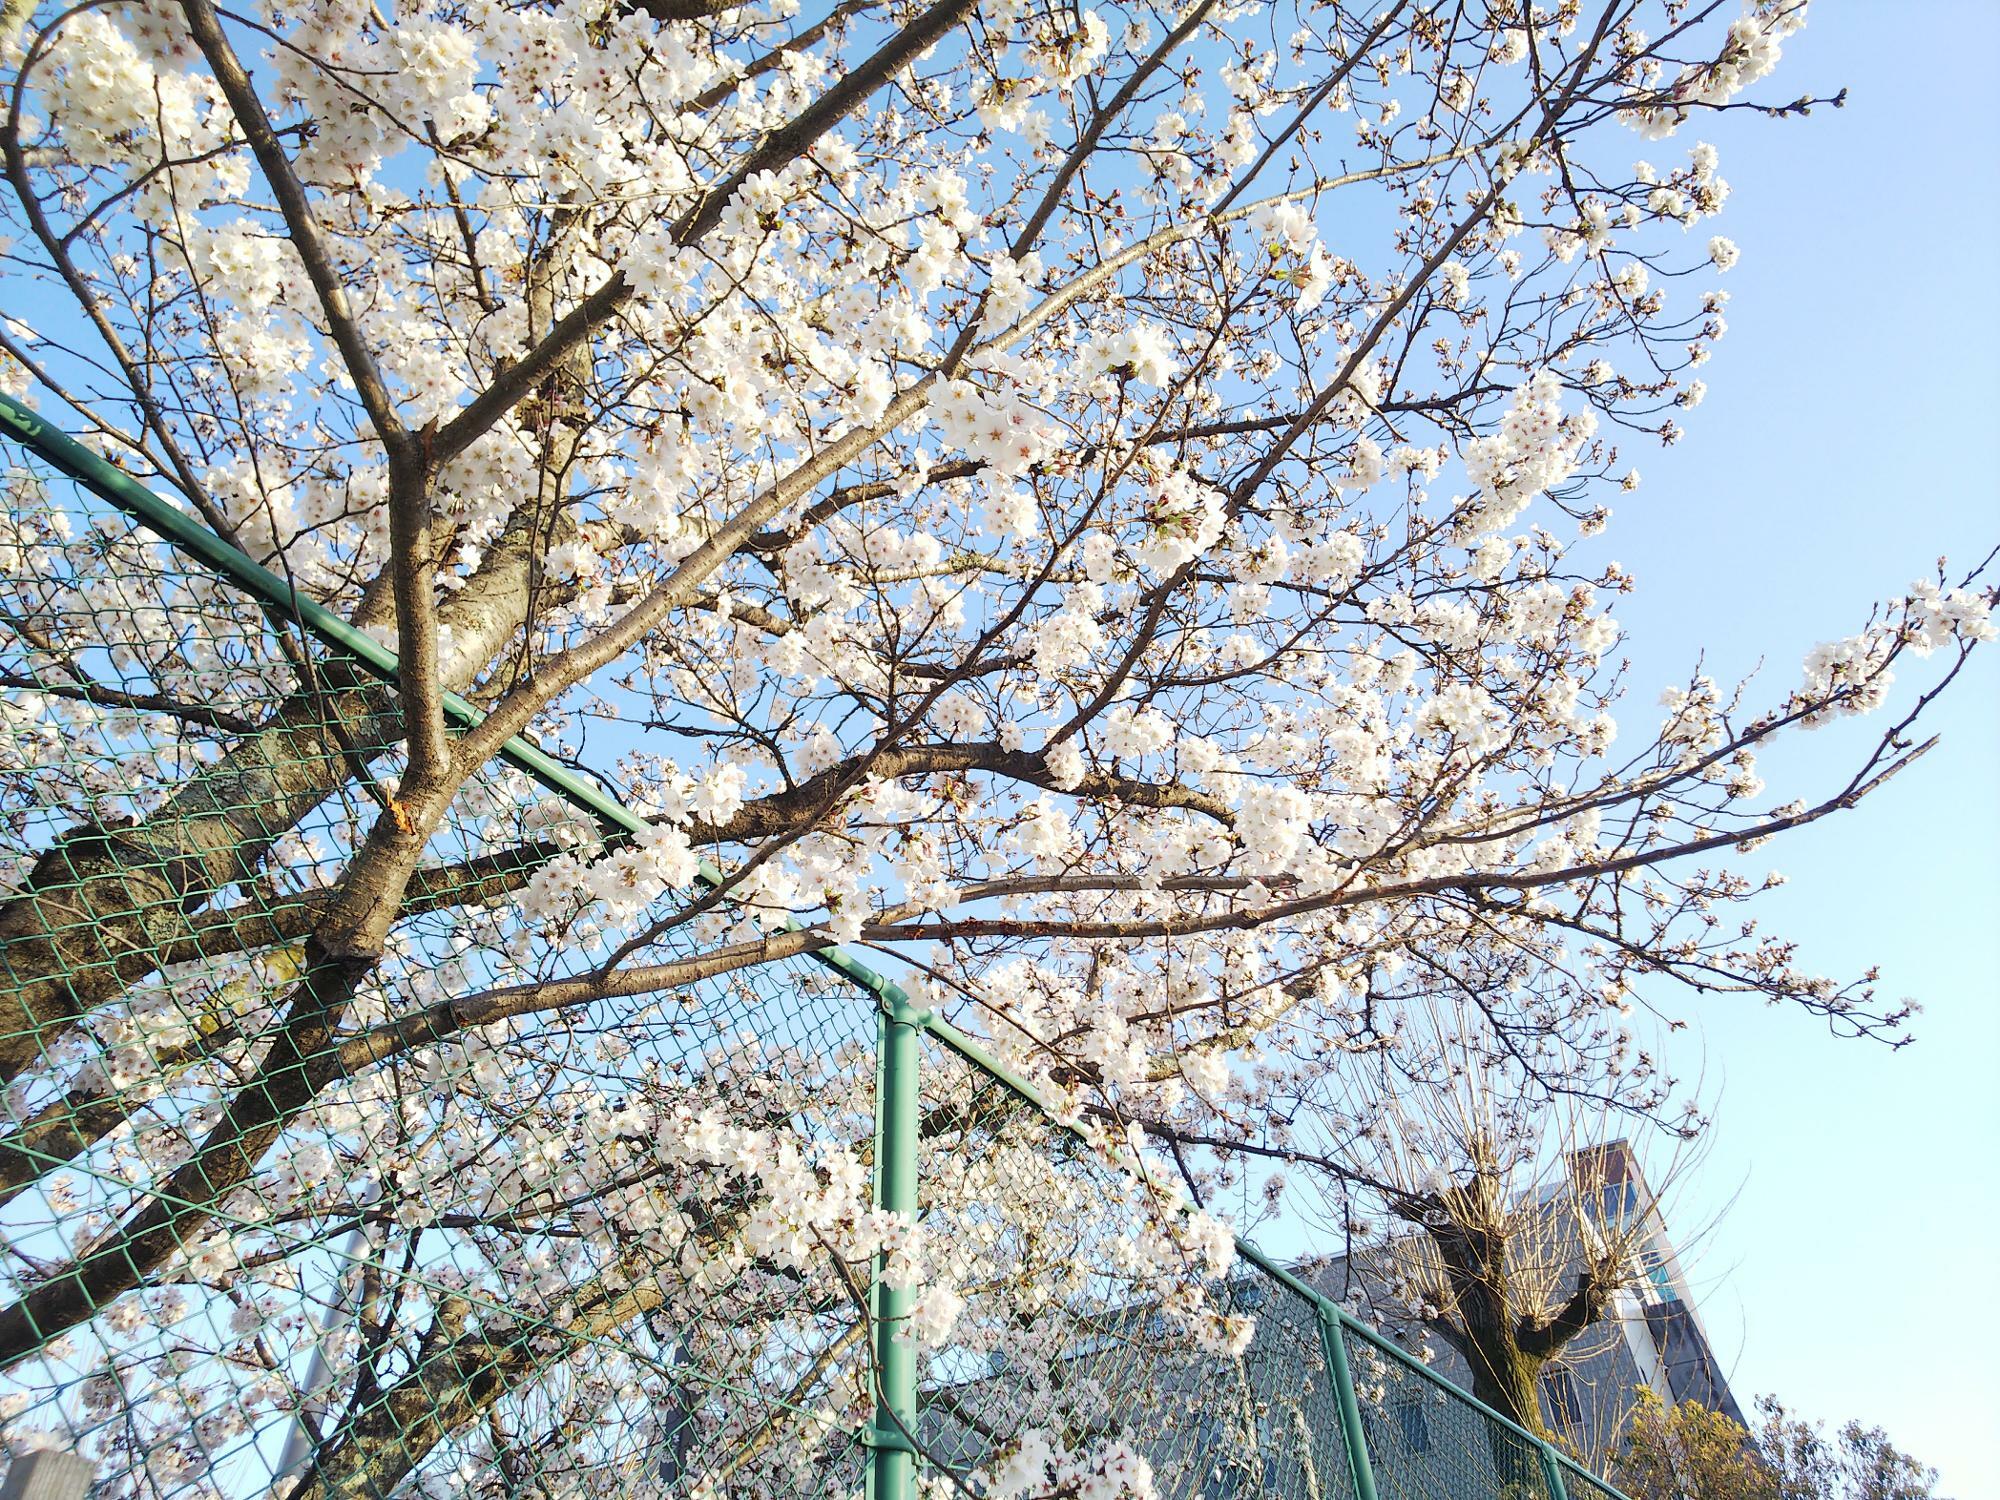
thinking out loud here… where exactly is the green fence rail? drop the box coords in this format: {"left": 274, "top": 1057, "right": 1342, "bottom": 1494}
{"left": 0, "top": 393, "right": 1636, "bottom": 1500}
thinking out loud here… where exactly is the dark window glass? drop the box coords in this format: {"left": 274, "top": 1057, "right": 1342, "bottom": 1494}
{"left": 1394, "top": 1395, "right": 1431, "bottom": 1453}
{"left": 1543, "top": 1367, "right": 1582, "bottom": 1431}
{"left": 1598, "top": 1178, "right": 1640, "bottom": 1223}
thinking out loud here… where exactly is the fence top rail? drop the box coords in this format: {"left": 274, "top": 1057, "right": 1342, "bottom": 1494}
{"left": 0, "top": 392, "right": 910, "bottom": 1011}
{"left": 0, "top": 394, "right": 1639, "bottom": 1500}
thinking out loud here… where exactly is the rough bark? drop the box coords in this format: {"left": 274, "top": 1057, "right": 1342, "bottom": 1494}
{"left": 0, "top": 674, "right": 391, "bottom": 1084}
{"left": 287, "top": 1242, "right": 857, "bottom": 1498}
{"left": 0, "top": 838, "right": 559, "bottom": 1205}
{"left": 1395, "top": 1172, "right": 1621, "bottom": 1489}
{"left": 0, "top": 753, "right": 449, "bottom": 1368}
{"left": 0, "top": 509, "right": 567, "bottom": 1085}
{"left": 287, "top": 1277, "right": 671, "bottom": 1500}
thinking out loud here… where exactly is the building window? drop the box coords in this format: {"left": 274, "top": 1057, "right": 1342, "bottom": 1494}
{"left": 1392, "top": 1394, "right": 1431, "bottom": 1453}
{"left": 1576, "top": 1142, "right": 1641, "bottom": 1226}
{"left": 1193, "top": 1415, "right": 1240, "bottom": 1500}
{"left": 1195, "top": 1413, "right": 1280, "bottom": 1500}
{"left": 1542, "top": 1367, "right": 1582, "bottom": 1432}
{"left": 1638, "top": 1246, "right": 1678, "bottom": 1304}
{"left": 1597, "top": 1178, "right": 1639, "bottom": 1224}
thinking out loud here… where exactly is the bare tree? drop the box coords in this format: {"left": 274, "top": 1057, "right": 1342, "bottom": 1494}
{"left": 1245, "top": 983, "right": 1707, "bottom": 1441}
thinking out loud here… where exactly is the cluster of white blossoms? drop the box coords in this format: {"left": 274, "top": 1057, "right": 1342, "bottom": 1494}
{"left": 1460, "top": 373, "right": 1599, "bottom": 534}
{"left": 1131, "top": 469, "right": 1226, "bottom": 574}
{"left": 1904, "top": 580, "right": 1998, "bottom": 652}
{"left": 1100, "top": 703, "right": 1175, "bottom": 761}
{"left": 3, "top": 0, "right": 1991, "bottom": 1489}
{"left": 1031, "top": 604, "right": 1110, "bottom": 679}
{"left": 1022, "top": 6, "right": 1112, "bottom": 91}
{"left": 1234, "top": 780, "right": 1317, "bottom": 875}
{"left": 1417, "top": 682, "right": 1503, "bottom": 757}
{"left": 1043, "top": 735, "right": 1089, "bottom": 792}
{"left": 982, "top": 1430, "right": 1158, "bottom": 1500}
{"left": 1080, "top": 322, "right": 1180, "bottom": 387}
{"left": 666, "top": 1104, "right": 928, "bottom": 1286}
{"left": 41, "top": 8, "right": 221, "bottom": 170}
{"left": 520, "top": 819, "right": 698, "bottom": 928}
{"left": 931, "top": 379, "right": 1061, "bottom": 480}
{"left": 1622, "top": 1, "right": 1809, "bottom": 139}
{"left": 1795, "top": 582, "right": 1995, "bottom": 727}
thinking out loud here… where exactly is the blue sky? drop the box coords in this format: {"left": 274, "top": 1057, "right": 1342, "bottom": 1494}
{"left": 1596, "top": 5, "right": 1998, "bottom": 1491}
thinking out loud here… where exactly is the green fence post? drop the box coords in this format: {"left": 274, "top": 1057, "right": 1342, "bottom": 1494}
{"left": 1316, "top": 1304, "right": 1381, "bottom": 1500}
{"left": 866, "top": 995, "right": 922, "bottom": 1500}
{"left": 1539, "top": 1443, "right": 1572, "bottom": 1500}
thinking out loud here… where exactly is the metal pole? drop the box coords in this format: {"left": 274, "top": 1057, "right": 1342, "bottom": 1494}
{"left": 1539, "top": 1443, "right": 1573, "bottom": 1500}
{"left": 276, "top": 1226, "right": 367, "bottom": 1483}
{"left": 0, "top": 1453, "right": 94, "bottom": 1500}
{"left": 1317, "top": 1305, "right": 1380, "bottom": 1500}
{"left": 866, "top": 999, "right": 921, "bottom": 1500}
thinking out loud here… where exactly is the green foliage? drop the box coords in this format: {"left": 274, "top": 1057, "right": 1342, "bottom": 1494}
{"left": 1617, "top": 1388, "right": 1776, "bottom": 1500}
{"left": 1614, "top": 1388, "right": 1947, "bottom": 1500}
{"left": 1755, "top": 1396, "right": 1946, "bottom": 1500}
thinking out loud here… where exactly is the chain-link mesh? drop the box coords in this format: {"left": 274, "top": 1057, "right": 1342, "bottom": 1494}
{"left": 0, "top": 946, "right": 890, "bottom": 1495}
{"left": 0, "top": 415, "right": 1640, "bottom": 1499}
{"left": 0, "top": 446, "right": 893, "bottom": 1495}
{"left": 1556, "top": 1456, "right": 1626, "bottom": 1500}
{"left": 904, "top": 1038, "right": 1359, "bottom": 1499}
{"left": 1343, "top": 1322, "right": 1558, "bottom": 1500}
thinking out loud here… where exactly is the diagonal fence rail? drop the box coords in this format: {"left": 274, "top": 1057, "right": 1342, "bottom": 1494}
{"left": 0, "top": 393, "right": 1634, "bottom": 1500}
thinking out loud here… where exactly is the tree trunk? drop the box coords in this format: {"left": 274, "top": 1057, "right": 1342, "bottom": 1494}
{"left": 0, "top": 843, "right": 558, "bottom": 1207}
{"left": 1466, "top": 1342, "right": 1554, "bottom": 1495}
{"left": 0, "top": 504, "right": 567, "bottom": 1084}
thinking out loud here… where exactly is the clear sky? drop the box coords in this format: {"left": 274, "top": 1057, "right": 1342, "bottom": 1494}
{"left": 1593, "top": 5, "right": 1999, "bottom": 1492}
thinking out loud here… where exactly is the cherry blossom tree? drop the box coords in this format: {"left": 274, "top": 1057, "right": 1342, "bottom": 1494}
{"left": 0, "top": 0, "right": 1992, "bottom": 1490}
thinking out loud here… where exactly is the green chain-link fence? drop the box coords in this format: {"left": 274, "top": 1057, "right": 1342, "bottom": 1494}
{"left": 0, "top": 393, "right": 1636, "bottom": 1500}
